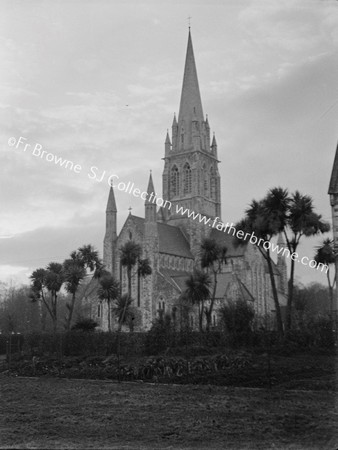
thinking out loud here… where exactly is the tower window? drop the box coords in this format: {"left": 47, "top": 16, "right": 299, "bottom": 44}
{"left": 210, "top": 167, "right": 216, "bottom": 200}
{"left": 171, "top": 165, "right": 180, "bottom": 196}
{"left": 181, "top": 127, "right": 185, "bottom": 145}
{"left": 97, "top": 303, "right": 101, "bottom": 318}
{"left": 183, "top": 163, "right": 192, "bottom": 195}
{"left": 203, "top": 164, "right": 208, "bottom": 197}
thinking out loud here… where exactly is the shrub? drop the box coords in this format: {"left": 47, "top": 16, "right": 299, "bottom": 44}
{"left": 219, "top": 300, "right": 255, "bottom": 347}
{"left": 71, "top": 318, "right": 98, "bottom": 332}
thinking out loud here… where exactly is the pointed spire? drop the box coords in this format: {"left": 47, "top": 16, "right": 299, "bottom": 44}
{"left": 211, "top": 133, "right": 217, "bottom": 147}
{"left": 145, "top": 171, "right": 156, "bottom": 205}
{"left": 172, "top": 113, "right": 177, "bottom": 127}
{"left": 165, "top": 130, "right": 171, "bottom": 145}
{"left": 106, "top": 186, "right": 117, "bottom": 212}
{"left": 178, "top": 30, "right": 204, "bottom": 126}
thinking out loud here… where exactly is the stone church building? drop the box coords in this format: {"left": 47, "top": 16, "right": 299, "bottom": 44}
{"left": 97, "top": 31, "right": 287, "bottom": 331}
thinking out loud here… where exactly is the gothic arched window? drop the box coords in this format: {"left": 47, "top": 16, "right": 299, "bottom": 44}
{"left": 183, "top": 163, "right": 192, "bottom": 195}
{"left": 210, "top": 166, "right": 216, "bottom": 200}
{"left": 171, "top": 165, "right": 180, "bottom": 197}
{"left": 203, "top": 164, "right": 208, "bottom": 197}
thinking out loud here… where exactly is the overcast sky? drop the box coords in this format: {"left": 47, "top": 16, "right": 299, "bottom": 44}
{"left": 1, "top": 0, "right": 338, "bottom": 288}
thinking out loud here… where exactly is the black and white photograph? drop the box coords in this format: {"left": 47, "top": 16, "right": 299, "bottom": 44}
{"left": 0, "top": 1, "right": 337, "bottom": 449}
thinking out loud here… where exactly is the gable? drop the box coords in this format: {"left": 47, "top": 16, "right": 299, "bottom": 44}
{"left": 118, "top": 215, "right": 193, "bottom": 259}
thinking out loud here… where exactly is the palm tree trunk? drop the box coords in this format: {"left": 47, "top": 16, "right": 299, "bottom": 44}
{"left": 198, "top": 301, "right": 203, "bottom": 332}
{"left": 66, "top": 293, "right": 76, "bottom": 331}
{"left": 264, "top": 250, "right": 284, "bottom": 338}
{"left": 52, "top": 292, "right": 58, "bottom": 333}
{"left": 127, "top": 267, "right": 132, "bottom": 298}
{"left": 328, "top": 272, "right": 333, "bottom": 319}
{"left": 206, "top": 271, "right": 217, "bottom": 332}
{"left": 286, "top": 259, "right": 296, "bottom": 330}
{"left": 41, "top": 301, "right": 47, "bottom": 332}
{"left": 107, "top": 298, "right": 111, "bottom": 332}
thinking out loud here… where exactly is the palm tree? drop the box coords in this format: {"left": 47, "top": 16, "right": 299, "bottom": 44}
{"left": 200, "top": 238, "right": 227, "bottom": 332}
{"left": 284, "top": 191, "right": 330, "bottom": 329}
{"left": 120, "top": 241, "right": 142, "bottom": 297}
{"left": 119, "top": 241, "right": 152, "bottom": 322}
{"left": 112, "top": 294, "right": 133, "bottom": 331}
{"left": 237, "top": 187, "right": 329, "bottom": 333}
{"left": 314, "top": 238, "right": 336, "bottom": 317}
{"left": 63, "top": 244, "right": 103, "bottom": 330}
{"left": 77, "top": 244, "right": 101, "bottom": 272}
{"left": 30, "top": 268, "right": 49, "bottom": 331}
{"left": 63, "top": 259, "right": 86, "bottom": 330}
{"left": 183, "top": 269, "right": 211, "bottom": 332}
{"left": 236, "top": 195, "right": 285, "bottom": 337}
{"left": 42, "top": 262, "right": 64, "bottom": 332}
{"left": 137, "top": 257, "right": 152, "bottom": 306}
{"left": 97, "top": 274, "right": 120, "bottom": 331}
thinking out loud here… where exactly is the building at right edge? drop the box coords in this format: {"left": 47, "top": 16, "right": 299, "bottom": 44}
{"left": 328, "top": 142, "right": 338, "bottom": 317}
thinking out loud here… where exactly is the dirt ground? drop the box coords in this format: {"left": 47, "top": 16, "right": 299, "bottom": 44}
{"left": 0, "top": 376, "right": 337, "bottom": 450}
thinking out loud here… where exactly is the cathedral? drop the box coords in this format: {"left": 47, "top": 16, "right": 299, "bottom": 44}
{"left": 98, "top": 31, "right": 287, "bottom": 331}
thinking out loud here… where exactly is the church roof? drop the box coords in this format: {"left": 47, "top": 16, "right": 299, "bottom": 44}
{"left": 159, "top": 268, "right": 192, "bottom": 292}
{"left": 128, "top": 215, "right": 193, "bottom": 259}
{"left": 328, "top": 141, "right": 338, "bottom": 194}
{"left": 214, "top": 272, "right": 233, "bottom": 298}
{"left": 209, "top": 228, "right": 281, "bottom": 275}
{"left": 209, "top": 228, "right": 247, "bottom": 257}
{"left": 178, "top": 30, "right": 204, "bottom": 129}
{"left": 158, "top": 222, "right": 193, "bottom": 258}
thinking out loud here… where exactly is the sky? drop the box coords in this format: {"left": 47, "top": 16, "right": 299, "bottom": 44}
{"left": 1, "top": 0, "right": 338, "bottom": 288}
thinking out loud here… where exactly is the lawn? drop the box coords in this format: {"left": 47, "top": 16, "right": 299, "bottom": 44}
{"left": 0, "top": 376, "right": 337, "bottom": 450}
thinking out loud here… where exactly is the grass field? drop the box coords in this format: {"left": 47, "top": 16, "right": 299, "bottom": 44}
{"left": 0, "top": 376, "right": 337, "bottom": 450}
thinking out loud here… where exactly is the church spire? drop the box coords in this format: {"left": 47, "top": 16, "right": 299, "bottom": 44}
{"left": 162, "top": 30, "right": 221, "bottom": 222}
{"left": 145, "top": 172, "right": 155, "bottom": 204}
{"left": 145, "top": 172, "right": 157, "bottom": 222}
{"left": 106, "top": 186, "right": 117, "bottom": 212}
{"left": 178, "top": 30, "right": 204, "bottom": 129}
{"left": 103, "top": 186, "right": 117, "bottom": 275}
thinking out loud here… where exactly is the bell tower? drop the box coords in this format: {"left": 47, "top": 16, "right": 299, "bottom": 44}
{"left": 162, "top": 30, "right": 221, "bottom": 227}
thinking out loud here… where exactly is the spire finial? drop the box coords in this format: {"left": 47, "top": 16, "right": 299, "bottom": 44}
{"left": 187, "top": 16, "right": 192, "bottom": 30}
{"left": 128, "top": 206, "right": 132, "bottom": 214}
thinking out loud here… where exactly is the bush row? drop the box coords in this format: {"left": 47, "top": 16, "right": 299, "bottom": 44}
{"left": 1, "top": 316, "right": 335, "bottom": 359}
{"left": 7, "top": 352, "right": 253, "bottom": 383}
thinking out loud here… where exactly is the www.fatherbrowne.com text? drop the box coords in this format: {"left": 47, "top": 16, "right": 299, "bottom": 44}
{"left": 9, "top": 136, "right": 328, "bottom": 274}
